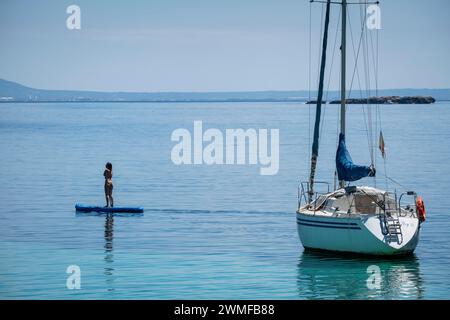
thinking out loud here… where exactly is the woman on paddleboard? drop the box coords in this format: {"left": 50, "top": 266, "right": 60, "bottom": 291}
{"left": 104, "top": 162, "right": 114, "bottom": 207}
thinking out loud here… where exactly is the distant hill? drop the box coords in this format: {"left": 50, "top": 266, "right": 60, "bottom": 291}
{"left": 1, "top": 78, "right": 449, "bottom": 103}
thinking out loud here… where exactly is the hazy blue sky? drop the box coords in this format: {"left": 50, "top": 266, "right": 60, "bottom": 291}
{"left": 0, "top": 0, "right": 449, "bottom": 92}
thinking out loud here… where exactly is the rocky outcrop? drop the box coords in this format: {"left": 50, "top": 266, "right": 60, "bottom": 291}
{"left": 327, "top": 96, "right": 436, "bottom": 104}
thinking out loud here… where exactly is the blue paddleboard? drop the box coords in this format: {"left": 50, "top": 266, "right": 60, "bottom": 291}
{"left": 75, "top": 204, "right": 144, "bottom": 214}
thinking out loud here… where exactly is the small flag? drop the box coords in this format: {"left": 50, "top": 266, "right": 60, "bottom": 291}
{"left": 379, "top": 131, "right": 386, "bottom": 158}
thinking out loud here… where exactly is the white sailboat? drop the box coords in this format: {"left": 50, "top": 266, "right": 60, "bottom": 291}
{"left": 297, "top": 0, "right": 426, "bottom": 255}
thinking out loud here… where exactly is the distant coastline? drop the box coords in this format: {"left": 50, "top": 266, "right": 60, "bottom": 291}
{"left": 0, "top": 79, "right": 448, "bottom": 103}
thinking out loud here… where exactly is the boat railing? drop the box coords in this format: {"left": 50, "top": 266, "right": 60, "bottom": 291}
{"left": 398, "top": 191, "right": 418, "bottom": 218}
{"left": 379, "top": 190, "right": 417, "bottom": 218}
{"left": 298, "top": 181, "right": 330, "bottom": 210}
{"left": 382, "top": 191, "right": 398, "bottom": 215}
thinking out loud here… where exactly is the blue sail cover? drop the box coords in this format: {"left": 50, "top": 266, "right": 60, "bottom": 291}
{"left": 336, "top": 134, "right": 374, "bottom": 182}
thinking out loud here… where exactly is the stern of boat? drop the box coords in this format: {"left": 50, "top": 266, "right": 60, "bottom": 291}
{"left": 296, "top": 184, "right": 423, "bottom": 256}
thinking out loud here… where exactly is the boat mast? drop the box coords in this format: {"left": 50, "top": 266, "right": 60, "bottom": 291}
{"left": 339, "top": 0, "right": 347, "bottom": 189}
{"left": 308, "top": 0, "right": 331, "bottom": 203}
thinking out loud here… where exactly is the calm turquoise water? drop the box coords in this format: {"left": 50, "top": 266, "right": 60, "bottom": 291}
{"left": 0, "top": 101, "right": 449, "bottom": 299}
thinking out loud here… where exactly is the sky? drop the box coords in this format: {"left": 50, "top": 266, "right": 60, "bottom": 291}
{"left": 0, "top": 0, "right": 449, "bottom": 92}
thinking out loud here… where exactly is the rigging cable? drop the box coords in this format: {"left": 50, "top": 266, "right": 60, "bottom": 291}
{"left": 308, "top": 1, "right": 312, "bottom": 174}
{"left": 347, "top": 6, "right": 372, "bottom": 158}
{"left": 321, "top": 7, "right": 342, "bottom": 148}
{"left": 368, "top": 7, "right": 382, "bottom": 188}
{"left": 360, "top": 1, "right": 375, "bottom": 168}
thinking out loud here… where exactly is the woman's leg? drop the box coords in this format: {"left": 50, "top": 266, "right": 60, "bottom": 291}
{"left": 108, "top": 185, "right": 114, "bottom": 207}
{"left": 104, "top": 185, "right": 109, "bottom": 207}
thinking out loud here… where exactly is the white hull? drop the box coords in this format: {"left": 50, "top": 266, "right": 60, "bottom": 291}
{"left": 296, "top": 211, "right": 420, "bottom": 255}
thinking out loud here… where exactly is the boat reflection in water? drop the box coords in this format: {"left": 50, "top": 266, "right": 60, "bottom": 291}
{"left": 297, "top": 250, "right": 424, "bottom": 299}
{"left": 104, "top": 213, "right": 115, "bottom": 292}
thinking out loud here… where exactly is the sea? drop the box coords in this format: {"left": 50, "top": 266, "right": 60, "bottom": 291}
{"left": 0, "top": 101, "right": 449, "bottom": 299}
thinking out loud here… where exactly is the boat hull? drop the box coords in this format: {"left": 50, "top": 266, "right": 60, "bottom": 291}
{"left": 296, "top": 212, "right": 420, "bottom": 256}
